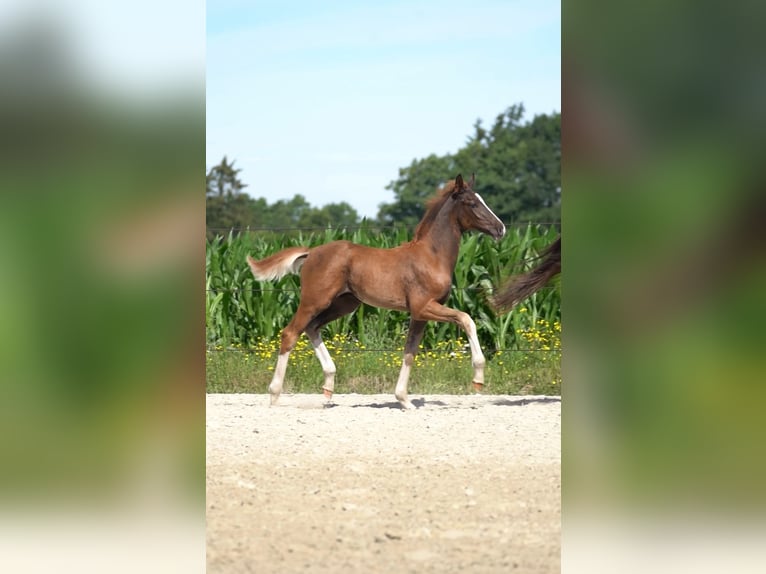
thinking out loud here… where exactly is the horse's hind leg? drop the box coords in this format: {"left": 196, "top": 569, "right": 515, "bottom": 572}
{"left": 268, "top": 320, "right": 301, "bottom": 405}
{"left": 269, "top": 303, "right": 320, "bottom": 405}
{"left": 269, "top": 292, "right": 359, "bottom": 405}
{"left": 305, "top": 293, "right": 361, "bottom": 401}
{"left": 394, "top": 319, "right": 427, "bottom": 410}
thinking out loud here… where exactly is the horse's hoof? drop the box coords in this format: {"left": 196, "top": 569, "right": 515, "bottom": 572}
{"left": 472, "top": 381, "right": 484, "bottom": 393}
{"left": 400, "top": 400, "right": 416, "bottom": 410}
{"left": 269, "top": 394, "right": 280, "bottom": 406}
{"left": 323, "top": 389, "right": 333, "bottom": 400}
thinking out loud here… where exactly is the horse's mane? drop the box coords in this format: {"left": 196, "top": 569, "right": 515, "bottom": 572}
{"left": 413, "top": 180, "right": 457, "bottom": 240}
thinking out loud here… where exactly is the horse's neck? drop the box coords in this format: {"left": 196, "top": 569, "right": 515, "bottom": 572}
{"left": 417, "top": 208, "right": 462, "bottom": 269}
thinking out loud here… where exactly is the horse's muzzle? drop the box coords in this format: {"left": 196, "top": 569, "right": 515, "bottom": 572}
{"left": 491, "top": 225, "right": 506, "bottom": 241}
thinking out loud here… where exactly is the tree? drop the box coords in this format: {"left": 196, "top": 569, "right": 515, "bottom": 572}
{"left": 206, "top": 103, "right": 560, "bottom": 237}
{"left": 206, "top": 156, "right": 247, "bottom": 198}
{"left": 298, "top": 201, "right": 361, "bottom": 229}
{"left": 377, "top": 154, "right": 455, "bottom": 227}
{"left": 377, "top": 104, "right": 561, "bottom": 226}
{"left": 460, "top": 105, "right": 561, "bottom": 223}
{"left": 206, "top": 156, "right": 252, "bottom": 238}
{"left": 206, "top": 153, "right": 364, "bottom": 235}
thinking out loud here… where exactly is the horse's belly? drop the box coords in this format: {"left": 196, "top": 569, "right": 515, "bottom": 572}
{"left": 359, "top": 292, "right": 407, "bottom": 312}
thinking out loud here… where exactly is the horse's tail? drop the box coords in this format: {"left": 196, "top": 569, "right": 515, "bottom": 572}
{"left": 246, "top": 247, "right": 311, "bottom": 281}
{"left": 490, "top": 236, "right": 561, "bottom": 314}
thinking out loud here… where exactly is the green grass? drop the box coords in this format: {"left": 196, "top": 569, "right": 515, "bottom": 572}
{"left": 206, "top": 319, "right": 561, "bottom": 396}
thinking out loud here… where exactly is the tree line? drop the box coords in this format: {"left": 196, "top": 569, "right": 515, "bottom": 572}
{"left": 206, "top": 104, "right": 560, "bottom": 238}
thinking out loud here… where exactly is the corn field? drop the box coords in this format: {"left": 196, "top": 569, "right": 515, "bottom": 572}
{"left": 206, "top": 223, "right": 561, "bottom": 353}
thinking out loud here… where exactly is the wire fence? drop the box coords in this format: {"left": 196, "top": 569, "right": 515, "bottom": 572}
{"left": 206, "top": 221, "right": 561, "bottom": 234}
{"left": 205, "top": 285, "right": 492, "bottom": 294}
{"left": 205, "top": 346, "right": 561, "bottom": 354}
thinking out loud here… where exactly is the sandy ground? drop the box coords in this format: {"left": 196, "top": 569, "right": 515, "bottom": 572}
{"left": 206, "top": 393, "right": 561, "bottom": 573}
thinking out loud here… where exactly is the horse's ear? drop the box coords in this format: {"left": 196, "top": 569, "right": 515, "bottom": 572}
{"left": 469, "top": 173, "right": 475, "bottom": 187}
{"left": 455, "top": 174, "right": 464, "bottom": 190}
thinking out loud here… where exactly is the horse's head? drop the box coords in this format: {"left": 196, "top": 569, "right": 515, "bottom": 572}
{"left": 451, "top": 174, "right": 506, "bottom": 240}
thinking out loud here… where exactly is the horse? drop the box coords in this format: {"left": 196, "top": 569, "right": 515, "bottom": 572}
{"left": 489, "top": 235, "right": 561, "bottom": 314}
{"left": 246, "top": 174, "right": 506, "bottom": 409}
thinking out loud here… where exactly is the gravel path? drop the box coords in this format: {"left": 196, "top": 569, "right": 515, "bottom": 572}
{"left": 206, "top": 393, "right": 561, "bottom": 573}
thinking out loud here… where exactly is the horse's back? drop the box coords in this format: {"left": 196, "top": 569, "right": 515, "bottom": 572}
{"left": 308, "top": 239, "right": 397, "bottom": 261}
{"left": 301, "top": 240, "right": 366, "bottom": 277}
{"left": 305, "top": 239, "right": 355, "bottom": 261}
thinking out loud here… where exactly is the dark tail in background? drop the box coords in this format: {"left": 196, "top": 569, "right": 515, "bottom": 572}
{"left": 490, "top": 236, "right": 561, "bottom": 314}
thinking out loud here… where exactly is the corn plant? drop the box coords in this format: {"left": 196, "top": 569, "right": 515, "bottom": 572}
{"left": 205, "top": 224, "right": 561, "bottom": 351}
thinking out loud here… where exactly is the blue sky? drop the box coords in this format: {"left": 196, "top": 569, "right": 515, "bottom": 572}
{"left": 207, "top": 0, "right": 560, "bottom": 219}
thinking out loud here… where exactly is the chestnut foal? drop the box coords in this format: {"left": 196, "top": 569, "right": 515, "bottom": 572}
{"left": 247, "top": 174, "right": 505, "bottom": 409}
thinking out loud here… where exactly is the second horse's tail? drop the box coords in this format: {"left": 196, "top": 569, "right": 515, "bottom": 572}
{"left": 246, "top": 247, "right": 311, "bottom": 281}
{"left": 490, "top": 236, "right": 561, "bottom": 314}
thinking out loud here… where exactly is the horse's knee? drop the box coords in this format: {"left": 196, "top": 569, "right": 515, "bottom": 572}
{"left": 279, "top": 329, "right": 299, "bottom": 354}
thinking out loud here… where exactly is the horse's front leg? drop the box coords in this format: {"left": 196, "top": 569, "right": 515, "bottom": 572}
{"left": 457, "top": 311, "right": 485, "bottom": 392}
{"left": 394, "top": 319, "right": 427, "bottom": 409}
{"left": 414, "top": 301, "right": 486, "bottom": 393}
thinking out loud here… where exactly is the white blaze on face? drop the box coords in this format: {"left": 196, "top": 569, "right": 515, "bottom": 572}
{"left": 475, "top": 193, "right": 506, "bottom": 237}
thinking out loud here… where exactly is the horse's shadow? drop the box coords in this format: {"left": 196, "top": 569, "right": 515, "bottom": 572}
{"left": 348, "top": 396, "right": 560, "bottom": 410}
{"left": 350, "top": 398, "right": 439, "bottom": 410}
{"left": 491, "top": 396, "right": 561, "bottom": 407}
